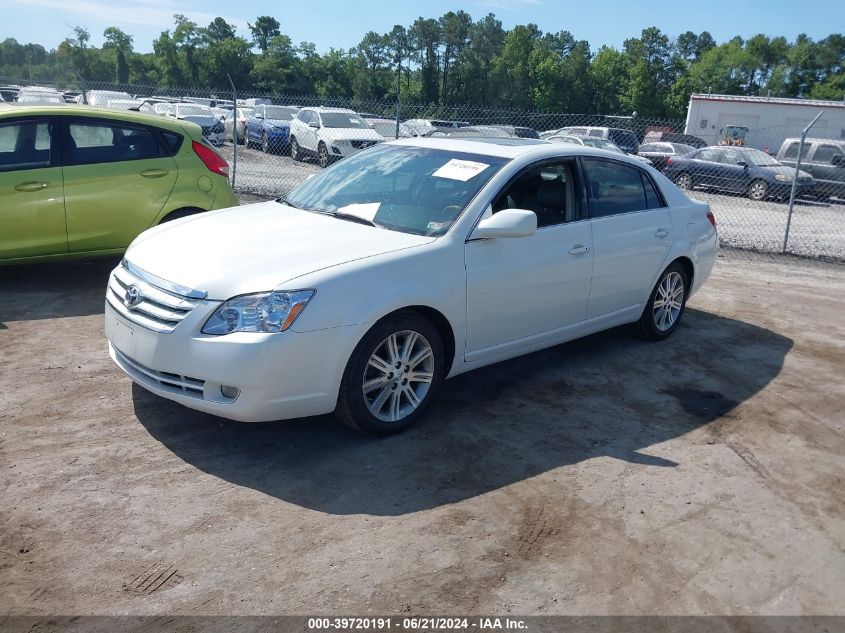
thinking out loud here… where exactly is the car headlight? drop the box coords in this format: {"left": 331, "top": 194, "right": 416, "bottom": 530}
{"left": 775, "top": 174, "right": 792, "bottom": 182}
{"left": 202, "top": 290, "right": 315, "bottom": 335}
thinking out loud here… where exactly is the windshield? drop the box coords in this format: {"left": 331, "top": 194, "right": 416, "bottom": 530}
{"left": 281, "top": 145, "right": 508, "bottom": 236}
{"left": 743, "top": 148, "right": 782, "bottom": 167}
{"left": 264, "top": 106, "right": 297, "bottom": 120}
{"left": 582, "top": 138, "right": 624, "bottom": 153}
{"left": 176, "top": 105, "right": 212, "bottom": 117}
{"left": 371, "top": 122, "right": 406, "bottom": 138}
{"left": 320, "top": 112, "right": 370, "bottom": 129}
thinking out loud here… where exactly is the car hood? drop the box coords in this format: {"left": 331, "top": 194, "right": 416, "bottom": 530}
{"left": 759, "top": 164, "right": 812, "bottom": 179}
{"left": 180, "top": 114, "right": 219, "bottom": 127}
{"left": 265, "top": 119, "right": 291, "bottom": 127}
{"left": 126, "top": 201, "right": 435, "bottom": 299}
{"left": 324, "top": 127, "right": 383, "bottom": 142}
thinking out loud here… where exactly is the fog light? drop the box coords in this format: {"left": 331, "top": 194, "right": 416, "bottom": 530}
{"left": 332, "top": 146, "right": 341, "bottom": 154}
{"left": 220, "top": 385, "right": 240, "bottom": 400}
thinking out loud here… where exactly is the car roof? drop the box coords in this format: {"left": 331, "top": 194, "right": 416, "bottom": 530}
{"left": 305, "top": 107, "right": 356, "bottom": 113}
{"left": 0, "top": 102, "right": 192, "bottom": 132}
{"left": 387, "top": 136, "right": 650, "bottom": 164}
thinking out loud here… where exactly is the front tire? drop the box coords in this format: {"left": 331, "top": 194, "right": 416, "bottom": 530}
{"left": 748, "top": 179, "right": 768, "bottom": 201}
{"left": 261, "top": 131, "right": 270, "bottom": 154}
{"left": 636, "top": 262, "right": 689, "bottom": 341}
{"left": 318, "top": 141, "right": 330, "bottom": 168}
{"left": 290, "top": 136, "right": 301, "bottom": 162}
{"left": 336, "top": 312, "right": 444, "bottom": 436}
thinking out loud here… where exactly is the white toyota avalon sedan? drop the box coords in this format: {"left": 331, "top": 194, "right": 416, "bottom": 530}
{"left": 105, "top": 138, "right": 718, "bottom": 435}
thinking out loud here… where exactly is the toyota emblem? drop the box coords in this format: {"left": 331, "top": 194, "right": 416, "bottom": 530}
{"left": 124, "top": 284, "right": 143, "bottom": 308}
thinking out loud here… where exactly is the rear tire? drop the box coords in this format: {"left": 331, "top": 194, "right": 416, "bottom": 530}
{"left": 336, "top": 311, "right": 444, "bottom": 436}
{"left": 636, "top": 262, "right": 689, "bottom": 341}
{"left": 675, "top": 172, "right": 693, "bottom": 190}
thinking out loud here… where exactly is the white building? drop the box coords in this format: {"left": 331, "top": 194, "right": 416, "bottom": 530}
{"left": 684, "top": 93, "right": 845, "bottom": 151}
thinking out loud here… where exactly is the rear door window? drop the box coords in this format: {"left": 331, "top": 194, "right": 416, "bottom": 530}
{"left": 813, "top": 144, "right": 840, "bottom": 164}
{"left": 65, "top": 119, "right": 162, "bottom": 165}
{"left": 583, "top": 158, "right": 649, "bottom": 217}
{"left": 783, "top": 142, "right": 810, "bottom": 160}
{"left": 696, "top": 149, "right": 722, "bottom": 163}
{"left": 0, "top": 119, "right": 53, "bottom": 171}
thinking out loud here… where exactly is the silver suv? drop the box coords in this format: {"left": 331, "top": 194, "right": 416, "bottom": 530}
{"left": 776, "top": 138, "right": 845, "bottom": 200}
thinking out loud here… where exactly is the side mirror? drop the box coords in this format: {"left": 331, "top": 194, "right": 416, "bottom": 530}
{"left": 737, "top": 160, "right": 748, "bottom": 168}
{"left": 308, "top": 121, "right": 320, "bottom": 129}
{"left": 832, "top": 154, "right": 843, "bottom": 166}
{"left": 472, "top": 209, "right": 537, "bottom": 240}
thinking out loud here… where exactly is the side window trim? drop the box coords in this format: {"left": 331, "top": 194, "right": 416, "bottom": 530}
{"left": 580, "top": 156, "right": 663, "bottom": 219}
{"left": 62, "top": 116, "right": 165, "bottom": 166}
{"left": 465, "top": 155, "right": 588, "bottom": 241}
{"left": 491, "top": 156, "right": 587, "bottom": 225}
{"left": 0, "top": 115, "right": 61, "bottom": 171}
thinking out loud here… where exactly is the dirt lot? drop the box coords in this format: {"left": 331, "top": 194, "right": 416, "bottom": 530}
{"left": 1, "top": 251, "right": 843, "bottom": 617}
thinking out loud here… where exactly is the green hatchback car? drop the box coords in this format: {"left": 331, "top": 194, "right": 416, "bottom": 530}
{"left": 0, "top": 103, "right": 238, "bottom": 264}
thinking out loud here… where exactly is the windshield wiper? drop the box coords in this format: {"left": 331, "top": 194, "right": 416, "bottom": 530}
{"left": 278, "top": 196, "right": 301, "bottom": 209}
{"left": 329, "top": 211, "right": 377, "bottom": 227}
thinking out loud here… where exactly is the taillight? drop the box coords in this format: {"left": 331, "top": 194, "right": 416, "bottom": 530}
{"left": 706, "top": 210, "right": 717, "bottom": 229}
{"left": 666, "top": 157, "right": 673, "bottom": 165}
{"left": 192, "top": 140, "right": 229, "bottom": 177}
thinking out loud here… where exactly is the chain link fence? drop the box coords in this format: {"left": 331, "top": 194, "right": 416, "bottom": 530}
{"left": 3, "top": 77, "right": 844, "bottom": 262}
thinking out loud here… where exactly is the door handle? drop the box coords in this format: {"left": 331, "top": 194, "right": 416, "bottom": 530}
{"left": 654, "top": 228, "right": 670, "bottom": 238}
{"left": 15, "top": 181, "right": 49, "bottom": 192}
{"left": 568, "top": 244, "right": 591, "bottom": 255}
{"left": 140, "top": 169, "right": 169, "bottom": 178}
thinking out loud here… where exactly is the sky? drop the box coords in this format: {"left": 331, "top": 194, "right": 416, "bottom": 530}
{"left": 5, "top": 0, "right": 844, "bottom": 54}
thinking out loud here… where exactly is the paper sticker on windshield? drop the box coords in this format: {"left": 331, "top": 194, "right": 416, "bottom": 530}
{"left": 432, "top": 159, "right": 490, "bottom": 181}
{"left": 337, "top": 202, "right": 380, "bottom": 221}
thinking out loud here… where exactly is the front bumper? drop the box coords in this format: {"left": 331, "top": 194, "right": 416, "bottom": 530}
{"left": 329, "top": 140, "right": 380, "bottom": 157}
{"left": 105, "top": 300, "right": 366, "bottom": 422}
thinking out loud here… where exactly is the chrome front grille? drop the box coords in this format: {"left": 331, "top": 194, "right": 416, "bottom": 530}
{"left": 112, "top": 346, "right": 205, "bottom": 398}
{"left": 106, "top": 261, "right": 204, "bottom": 333}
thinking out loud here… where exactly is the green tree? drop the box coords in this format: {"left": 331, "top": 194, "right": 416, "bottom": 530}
{"left": 248, "top": 16, "right": 280, "bottom": 53}
{"left": 103, "top": 27, "right": 133, "bottom": 84}
{"left": 490, "top": 24, "right": 542, "bottom": 109}
{"left": 205, "top": 18, "right": 236, "bottom": 45}
{"left": 439, "top": 10, "right": 472, "bottom": 102}
{"left": 409, "top": 17, "right": 441, "bottom": 103}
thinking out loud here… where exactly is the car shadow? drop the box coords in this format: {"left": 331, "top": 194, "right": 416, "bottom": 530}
{"left": 132, "top": 308, "right": 792, "bottom": 516}
{"left": 0, "top": 257, "right": 118, "bottom": 328}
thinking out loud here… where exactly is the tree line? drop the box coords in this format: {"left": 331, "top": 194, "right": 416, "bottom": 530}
{"left": 0, "top": 12, "right": 842, "bottom": 117}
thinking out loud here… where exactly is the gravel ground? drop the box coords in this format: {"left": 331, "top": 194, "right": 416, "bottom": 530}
{"left": 221, "top": 143, "right": 845, "bottom": 261}
{"left": 1, "top": 250, "right": 843, "bottom": 617}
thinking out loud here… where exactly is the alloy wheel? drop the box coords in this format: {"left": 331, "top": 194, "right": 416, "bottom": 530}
{"left": 653, "top": 271, "right": 684, "bottom": 332}
{"left": 262, "top": 132, "right": 269, "bottom": 153}
{"left": 362, "top": 330, "right": 434, "bottom": 423}
{"left": 749, "top": 181, "right": 767, "bottom": 200}
{"left": 319, "top": 143, "right": 329, "bottom": 168}
{"left": 676, "top": 173, "right": 692, "bottom": 189}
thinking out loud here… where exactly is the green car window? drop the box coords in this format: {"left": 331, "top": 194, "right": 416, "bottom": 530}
{"left": 0, "top": 120, "right": 52, "bottom": 172}
{"left": 66, "top": 120, "right": 162, "bottom": 166}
